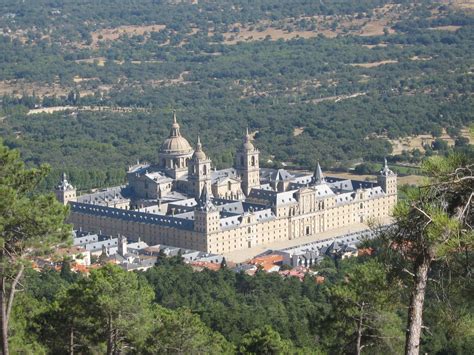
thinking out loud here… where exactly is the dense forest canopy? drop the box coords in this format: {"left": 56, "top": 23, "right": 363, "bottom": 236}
{"left": 0, "top": 0, "right": 473, "bottom": 190}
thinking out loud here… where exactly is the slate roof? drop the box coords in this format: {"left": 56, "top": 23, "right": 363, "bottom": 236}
{"left": 77, "top": 186, "right": 130, "bottom": 206}
{"left": 248, "top": 188, "right": 298, "bottom": 206}
{"left": 144, "top": 171, "right": 173, "bottom": 184}
{"left": 84, "top": 238, "right": 118, "bottom": 252}
{"left": 70, "top": 202, "right": 194, "bottom": 231}
{"left": 127, "top": 241, "right": 149, "bottom": 251}
{"left": 73, "top": 234, "right": 99, "bottom": 246}
{"left": 211, "top": 168, "right": 239, "bottom": 184}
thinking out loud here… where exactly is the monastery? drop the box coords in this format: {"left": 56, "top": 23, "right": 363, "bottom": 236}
{"left": 57, "top": 113, "right": 397, "bottom": 254}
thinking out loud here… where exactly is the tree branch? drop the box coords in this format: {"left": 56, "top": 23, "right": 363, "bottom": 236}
{"left": 6, "top": 263, "right": 24, "bottom": 324}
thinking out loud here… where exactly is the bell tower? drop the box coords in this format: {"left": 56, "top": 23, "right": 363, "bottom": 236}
{"left": 55, "top": 172, "right": 77, "bottom": 205}
{"left": 235, "top": 129, "right": 260, "bottom": 196}
{"left": 188, "top": 136, "right": 212, "bottom": 199}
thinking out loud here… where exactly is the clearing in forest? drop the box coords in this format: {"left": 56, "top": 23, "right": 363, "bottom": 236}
{"left": 388, "top": 128, "right": 472, "bottom": 155}
{"left": 215, "top": 4, "right": 401, "bottom": 44}
{"left": 90, "top": 24, "right": 166, "bottom": 47}
{"left": 0, "top": 80, "right": 70, "bottom": 97}
{"left": 293, "top": 127, "right": 305, "bottom": 136}
{"left": 429, "top": 25, "right": 462, "bottom": 31}
{"left": 350, "top": 60, "right": 398, "bottom": 68}
{"left": 445, "top": 0, "right": 474, "bottom": 10}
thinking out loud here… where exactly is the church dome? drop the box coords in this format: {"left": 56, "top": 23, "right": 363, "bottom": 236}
{"left": 160, "top": 136, "right": 193, "bottom": 154}
{"left": 243, "top": 140, "right": 254, "bottom": 150}
{"left": 159, "top": 113, "right": 193, "bottom": 155}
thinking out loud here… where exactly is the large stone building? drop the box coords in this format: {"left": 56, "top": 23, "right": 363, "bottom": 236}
{"left": 63, "top": 114, "right": 397, "bottom": 254}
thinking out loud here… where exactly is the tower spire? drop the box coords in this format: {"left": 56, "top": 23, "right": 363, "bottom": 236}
{"left": 242, "top": 127, "right": 254, "bottom": 150}
{"left": 313, "top": 162, "right": 325, "bottom": 185}
{"left": 380, "top": 157, "right": 394, "bottom": 176}
{"left": 170, "top": 111, "right": 181, "bottom": 137}
{"left": 55, "top": 172, "right": 76, "bottom": 205}
{"left": 197, "top": 182, "right": 215, "bottom": 211}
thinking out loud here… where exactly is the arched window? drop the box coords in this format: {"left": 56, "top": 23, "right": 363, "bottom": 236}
{"left": 248, "top": 227, "right": 252, "bottom": 234}
{"left": 203, "top": 165, "right": 207, "bottom": 175}
{"left": 228, "top": 181, "right": 232, "bottom": 191}
{"left": 251, "top": 156, "right": 255, "bottom": 166}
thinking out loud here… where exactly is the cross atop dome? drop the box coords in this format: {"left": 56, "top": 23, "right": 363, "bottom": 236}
{"left": 170, "top": 110, "right": 182, "bottom": 137}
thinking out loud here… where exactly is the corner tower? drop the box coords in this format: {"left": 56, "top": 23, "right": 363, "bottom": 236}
{"left": 188, "top": 136, "right": 212, "bottom": 199}
{"left": 194, "top": 183, "right": 220, "bottom": 236}
{"left": 55, "top": 173, "right": 76, "bottom": 205}
{"left": 235, "top": 129, "right": 260, "bottom": 196}
{"left": 377, "top": 158, "right": 397, "bottom": 197}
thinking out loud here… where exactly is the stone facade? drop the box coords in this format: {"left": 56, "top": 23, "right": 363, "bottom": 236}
{"left": 64, "top": 114, "right": 397, "bottom": 254}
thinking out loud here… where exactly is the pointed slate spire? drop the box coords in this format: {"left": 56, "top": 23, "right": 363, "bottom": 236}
{"left": 313, "top": 162, "right": 325, "bottom": 185}
{"left": 199, "top": 182, "right": 208, "bottom": 202}
{"left": 197, "top": 182, "right": 215, "bottom": 211}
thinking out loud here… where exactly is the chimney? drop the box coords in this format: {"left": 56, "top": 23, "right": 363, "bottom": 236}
{"left": 118, "top": 234, "right": 128, "bottom": 256}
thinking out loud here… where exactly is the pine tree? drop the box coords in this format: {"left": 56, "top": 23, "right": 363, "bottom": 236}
{"left": 0, "top": 141, "right": 70, "bottom": 354}
{"left": 389, "top": 155, "right": 473, "bottom": 355}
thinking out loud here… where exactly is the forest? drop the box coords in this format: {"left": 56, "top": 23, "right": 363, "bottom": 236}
{"left": 7, "top": 228, "right": 473, "bottom": 354}
{"left": 0, "top": 0, "right": 473, "bottom": 190}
